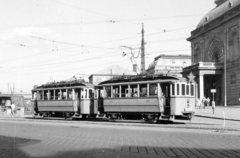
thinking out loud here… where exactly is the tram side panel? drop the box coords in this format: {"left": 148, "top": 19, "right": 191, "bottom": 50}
{"left": 38, "top": 100, "right": 75, "bottom": 112}
{"left": 103, "top": 97, "right": 159, "bottom": 113}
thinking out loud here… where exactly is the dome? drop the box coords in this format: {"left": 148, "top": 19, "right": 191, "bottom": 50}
{"left": 197, "top": 0, "right": 240, "bottom": 28}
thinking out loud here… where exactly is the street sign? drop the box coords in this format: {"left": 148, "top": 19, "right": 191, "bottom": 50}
{"left": 211, "top": 89, "right": 216, "bottom": 93}
{"left": 211, "top": 89, "right": 216, "bottom": 102}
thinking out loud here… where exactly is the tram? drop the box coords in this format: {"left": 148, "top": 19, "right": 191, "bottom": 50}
{"left": 31, "top": 79, "right": 98, "bottom": 119}
{"left": 96, "top": 74, "right": 196, "bottom": 121}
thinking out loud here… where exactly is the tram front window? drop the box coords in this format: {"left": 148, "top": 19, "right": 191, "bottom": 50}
{"left": 149, "top": 84, "right": 157, "bottom": 96}
{"left": 182, "top": 84, "right": 185, "bottom": 96}
{"left": 191, "top": 85, "right": 194, "bottom": 96}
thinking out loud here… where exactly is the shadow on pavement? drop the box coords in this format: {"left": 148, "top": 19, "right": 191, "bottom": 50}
{"left": 25, "top": 116, "right": 186, "bottom": 125}
{"left": 0, "top": 135, "right": 40, "bottom": 158}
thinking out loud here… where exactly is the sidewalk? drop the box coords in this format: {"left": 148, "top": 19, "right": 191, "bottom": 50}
{"left": 194, "top": 105, "right": 240, "bottom": 121}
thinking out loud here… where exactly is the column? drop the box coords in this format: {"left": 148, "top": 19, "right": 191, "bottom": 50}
{"left": 199, "top": 74, "right": 204, "bottom": 101}
{"left": 119, "top": 85, "right": 121, "bottom": 98}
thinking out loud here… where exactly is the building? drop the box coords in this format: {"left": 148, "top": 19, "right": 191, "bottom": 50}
{"left": 182, "top": 0, "right": 240, "bottom": 106}
{"left": 89, "top": 65, "right": 137, "bottom": 85}
{"left": 146, "top": 54, "right": 191, "bottom": 76}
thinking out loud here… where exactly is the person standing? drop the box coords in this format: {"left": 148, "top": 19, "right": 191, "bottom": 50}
{"left": 11, "top": 102, "right": 16, "bottom": 115}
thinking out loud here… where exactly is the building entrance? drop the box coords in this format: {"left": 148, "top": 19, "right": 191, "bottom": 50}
{"left": 204, "top": 75, "right": 222, "bottom": 106}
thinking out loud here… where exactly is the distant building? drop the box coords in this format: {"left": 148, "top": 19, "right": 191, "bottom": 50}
{"left": 89, "top": 65, "right": 137, "bottom": 85}
{"left": 182, "top": 0, "right": 240, "bottom": 106}
{"left": 146, "top": 54, "right": 191, "bottom": 76}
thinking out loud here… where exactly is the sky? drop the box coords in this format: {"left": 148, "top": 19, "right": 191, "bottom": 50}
{"left": 0, "top": 0, "right": 216, "bottom": 93}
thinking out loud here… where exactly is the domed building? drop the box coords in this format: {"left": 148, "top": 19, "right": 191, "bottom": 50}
{"left": 182, "top": 0, "right": 240, "bottom": 106}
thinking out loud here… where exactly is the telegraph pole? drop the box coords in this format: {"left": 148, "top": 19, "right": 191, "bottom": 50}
{"left": 141, "top": 23, "right": 145, "bottom": 72}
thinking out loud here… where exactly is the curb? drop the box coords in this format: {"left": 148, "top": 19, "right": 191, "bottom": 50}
{"left": 195, "top": 115, "right": 240, "bottom": 122}
{"left": 0, "top": 116, "right": 239, "bottom": 132}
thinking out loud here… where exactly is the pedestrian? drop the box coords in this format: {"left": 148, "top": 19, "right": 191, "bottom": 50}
{"left": 202, "top": 96, "right": 206, "bottom": 109}
{"left": 11, "top": 102, "right": 16, "bottom": 115}
{"left": 212, "top": 101, "right": 215, "bottom": 114}
{"left": 206, "top": 97, "right": 210, "bottom": 109}
{"left": 195, "top": 98, "right": 201, "bottom": 108}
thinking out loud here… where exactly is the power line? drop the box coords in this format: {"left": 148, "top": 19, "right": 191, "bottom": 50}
{"left": 2, "top": 48, "right": 190, "bottom": 73}
{"left": 30, "top": 35, "right": 117, "bottom": 49}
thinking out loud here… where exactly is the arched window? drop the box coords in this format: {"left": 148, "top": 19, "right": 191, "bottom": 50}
{"left": 206, "top": 38, "right": 224, "bottom": 63}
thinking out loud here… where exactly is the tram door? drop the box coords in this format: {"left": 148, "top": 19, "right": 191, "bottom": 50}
{"left": 161, "top": 83, "right": 171, "bottom": 115}
{"left": 97, "top": 89, "right": 104, "bottom": 114}
{"left": 73, "top": 88, "right": 81, "bottom": 114}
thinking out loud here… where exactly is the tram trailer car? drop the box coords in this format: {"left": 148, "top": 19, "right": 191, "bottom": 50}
{"left": 31, "top": 81, "right": 98, "bottom": 119}
{"left": 96, "top": 75, "right": 196, "bottom": 121}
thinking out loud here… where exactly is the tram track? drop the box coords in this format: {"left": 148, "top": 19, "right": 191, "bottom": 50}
{"left": 0, "top": 115, "right": 239, "bottom": 132}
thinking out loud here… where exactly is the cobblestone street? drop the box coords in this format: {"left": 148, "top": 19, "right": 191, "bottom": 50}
{"left": 0, "top": 120, "right": 240, "bottom": 158}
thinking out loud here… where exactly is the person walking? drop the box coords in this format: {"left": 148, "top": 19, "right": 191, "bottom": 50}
{"left": 202, "top": 97, "right": 206, "bottom": 109}
{"left": 206, "top": 97, "right": 210, "bottom": 109}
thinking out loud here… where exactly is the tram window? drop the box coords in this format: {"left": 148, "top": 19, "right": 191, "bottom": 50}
{"left": 62, "top": 89, "right": 67, "bottom": 100}
{"left": 32, "top": 92, "right": 37, "bottom": 100}
{"left": 121, "top": 85, "right": 129, "bottom": 97}
{"left": 56, "top": 90, "right": 62, "bottom": 100}
{"left": 49, "top": 90, "right": 54, "bottom": 100}
{"left": 94, "top": 89, "right": 98, "bottom": 98}
{"left": 85, "top": 89, "right": 88, "bottom": 98}
{"left": 105, "top": 86, "right": 111, "bottom": 98}
{"left": 44, "top": 90, "right": 48, "bottom": 100}
{"left": 191, "top": 85, "right": 194, "bottom": 96}
{"left": 182, "top": 84, "right": 185, "bottom": 96}
{"left": 112, "top": 86, "right": 119, "bottom": 98}
{"left": 149, "top": 84, "right": 157, "bottom": 96}
{"left": 140, "top": 84, "right": 147, "bottom": 97}
{"left": 172, "top": 84, "right": 175, "bottom": 96}
{"left": 74, "top": 89, "right": 80, "bottom": 99}
{"left": 89, "top": 89, "right": 94, "bottom": 98}
{"left": 130, "top": 85, "right": 138, "bottom": 97}
{"left": 36, "top": 91, "right": 41, "bottom": 100}
{"left": 186, "top": 85, "right": 189, "bottom": 95}
{"left": 177, "top": 84, "right": 180, "bottom": 95}
{"left": 67, "top": 89, "right": 72, "bottom": 99}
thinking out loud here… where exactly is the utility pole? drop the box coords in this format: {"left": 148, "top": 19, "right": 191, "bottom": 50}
{"left": 224, "top": 29, "right": 228, "bottom": 106}
{"left": 141, "top": 23, "right": 145, "bottom": 72}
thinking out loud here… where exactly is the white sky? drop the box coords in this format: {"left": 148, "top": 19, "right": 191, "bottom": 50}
{"left": 0, "top": 0, "right": 216, "bottom": 93}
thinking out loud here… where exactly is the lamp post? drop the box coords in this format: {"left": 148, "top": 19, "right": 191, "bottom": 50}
{"left": 224, "top": 29, "right": 228, "bottom": 107}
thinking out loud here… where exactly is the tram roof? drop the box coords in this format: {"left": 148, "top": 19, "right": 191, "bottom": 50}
{"left": 98, "top": 75, "right": 187, "bottom": 86}
{"left": 32, "top": 80, "right": 94, "bottom": 91}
